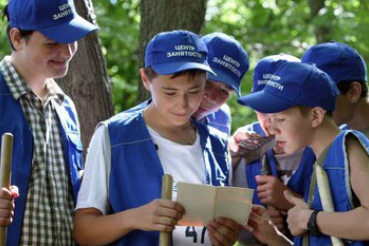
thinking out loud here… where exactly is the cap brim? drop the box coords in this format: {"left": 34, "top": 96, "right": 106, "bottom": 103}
{"left": 152, "top": 61, "right": 215, "bottom": 76}
{"left": 208, "top": 69, "right": 241, "bottom": 97}
{"left": 40, "top": 15, "right": 99, "bottom": 43}
{"left": 237, "top": 91, "right": 294, "bottom": 114}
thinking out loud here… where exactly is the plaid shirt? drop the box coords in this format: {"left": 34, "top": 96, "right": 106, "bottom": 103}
{"left": 0, "top": 57, "right": 76, "bottom": 245}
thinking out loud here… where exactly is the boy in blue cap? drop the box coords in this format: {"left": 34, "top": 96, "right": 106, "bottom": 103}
{"left": 302, "top": 41, "right": 369, "bottom": 137}
{"left": 192, "top": 32, "right": 249, "bottom": 136}
{"left": 231, "top": 54, "right": 316, "bottom": 245}
{"left": 74, "top": 30, "right": 242, "bottom": 246}
{"left": 0, "top": 0, "right": 98, "bottom": 245}
{"left": 238, "top": 61, "right": 369, "bottom": 245}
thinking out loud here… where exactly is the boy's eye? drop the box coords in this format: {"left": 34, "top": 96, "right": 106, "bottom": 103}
{"left": 165, "top": 92, "right": 175, "bottom": 96}
{"left": 188, "top": 90, "right": 201, "bottom": 95}
{"left": 222, "top": 89, "right": 230, "bottom": 96}
{"left": 47, "top": 42, "right": 58, "bottom": 47}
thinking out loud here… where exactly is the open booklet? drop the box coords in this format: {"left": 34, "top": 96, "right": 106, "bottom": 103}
{"left": 176, "top": 182, "right": 254, "bottom": 226}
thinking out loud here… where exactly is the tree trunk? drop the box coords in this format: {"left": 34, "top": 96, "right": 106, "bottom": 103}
{"left": 57, "top": 0, "right": 114, "bottom": 155}
{"left": 137, "top": 0, "right": 208, "bottom": 102}
{"left": 307, "top": 0, "right": 330, "bottom": 42}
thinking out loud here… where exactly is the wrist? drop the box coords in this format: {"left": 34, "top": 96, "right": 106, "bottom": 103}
{"left": 307, "top": 210, "right": 321, "bottom": 236}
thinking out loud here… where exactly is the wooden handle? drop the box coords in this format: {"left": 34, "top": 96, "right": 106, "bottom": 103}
{"left": 0, "top": 133, "right": 14, "bottom": 246}
{"left": 159, "top": 174, "right": 173, "bottom": 246}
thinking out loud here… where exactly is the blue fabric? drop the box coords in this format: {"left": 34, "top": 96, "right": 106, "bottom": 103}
{"left": 105, "top": 107, "right": 230, "bottom": 246}
{"left": 0, "top": 74, "right": 83, "bottom": 246}
{"left": 205, "top": 104, "right": 231, "bottom": 136}
{"left": 244, "top": 122, "right": 315, "bottom": 206}
{"left": 294, "top": 130, "right": 369, "bottom": 246}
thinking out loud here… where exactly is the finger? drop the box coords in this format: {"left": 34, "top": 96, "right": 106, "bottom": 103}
{"left": 10, "top": 186, "right": 19, "bottom": 198}
{"left": 207, "top": 218, "right": 241, "bottom": 245}
{"left": 251, "top": 205, "right": 266, "bottom": 216}
{"left": 283, "top": 190, "right": 308, "bottom": 208}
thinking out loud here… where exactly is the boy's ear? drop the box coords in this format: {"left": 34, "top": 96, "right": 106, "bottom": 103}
{"left": 311, "top": 107, "right": 325, "bottom": 128}
{"left": 9, "top": 28, "right": 23, "bottom": 51}
{"left": 140, "top": 68, "right": 151, "bottom": 91}
{"left": 347, "top": 82, "right": 362, "bottom": 102}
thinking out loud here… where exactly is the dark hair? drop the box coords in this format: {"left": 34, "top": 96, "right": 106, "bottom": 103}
{"left": 337, "top": 80, "right": 368, "bottom": 98}
{"left": 144, "top": 66, "right": 207, "bottom": 81}
{"left": 2, "top": 4, "right": 34, "bottom": 51}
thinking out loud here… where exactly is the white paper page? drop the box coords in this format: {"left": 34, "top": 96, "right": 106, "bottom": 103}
{"left": 214, "top": 187, "right": 254, "bottom": 225}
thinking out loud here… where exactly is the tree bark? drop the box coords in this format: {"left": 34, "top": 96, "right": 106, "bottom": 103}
{"left": 307, "top": 0, "right": 330, "bottom": 42}
{"left": 137, "top": 0, "right": 208, "bottom": 102}
{"left": 57, "top": 0, "right": 114, "bottom": 155}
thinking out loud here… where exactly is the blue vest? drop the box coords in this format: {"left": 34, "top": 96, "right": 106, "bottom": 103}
{"left": 295, "top": 130, "right": 369, "bottom": 246}
{"left": 105, "top": 108, "right": 230, "bottom": 246}
{"left": 245, "top": 122, "right": 315, "bottom": 205}
{"left": 0, "top": 75, "right": 83, "bottom": 246}
{"left": 205, "top": 104, "right": 231, "bottom": 136}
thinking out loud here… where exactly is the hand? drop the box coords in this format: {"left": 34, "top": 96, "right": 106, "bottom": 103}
{"left": 206, "top": 217, "right": 242, "bottom": 246}
{"left": 256, "top": 175, "right": 294, "bottom": 210}
{"left": 131, "top": 199, "right": 184, "bottom": 232}
{"left": 228, "top": 128, "right": 263, "bottom": 167}
{"left": 245, "top": 205, "right": 293, "bottom": 246}
{"left": 284, "top": 190, "right": 312, "bottom": 236}
{"left": 0, "top": 186, "right": 19, "bottom": 226}
{"left": 267, "top": 206, "right": 286, "bottom": 234}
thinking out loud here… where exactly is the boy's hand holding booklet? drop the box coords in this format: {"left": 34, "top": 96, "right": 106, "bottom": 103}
{"left": 176, "top": 182, "right": 254, "bottom": 226}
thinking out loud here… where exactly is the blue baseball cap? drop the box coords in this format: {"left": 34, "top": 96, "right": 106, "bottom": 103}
{"left": 237, "top": 62, "right": 340, "bottom": 114}
{"left": 8, "top": 0, "right": 99, "bottom": 44}
{"left": 145, "top": 30, "right": 214, "bottom": 75}
{"left": 252, "top": 53, "right": 300, "bottom": 93}
{"left": 301, "top": 41, "right": 367, "bottom": 85}
{"left": 201, "top": 33, "right": 249, "bottom": 97}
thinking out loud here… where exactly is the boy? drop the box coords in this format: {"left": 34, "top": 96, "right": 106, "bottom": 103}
{"left": 192, "top": 32, "right": 249, "bottom": 135}
{"left": 0, "top": 0, "right": 98, "bottom": 245}
{"left": 232, "top": 54, "right": 315, "bottom": 245}
{"left": 238, "top": 61, "right": 369, "bottom": 245}
{"left": 302, "top": 41, "right": 369, "bottom": 137}
{"left": 74, "top": 30, "right": 242, "bottom": 246}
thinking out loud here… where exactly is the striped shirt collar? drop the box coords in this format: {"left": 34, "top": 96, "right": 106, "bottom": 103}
{"left": 0, "top": 56, "right": 65, "bottom": 103}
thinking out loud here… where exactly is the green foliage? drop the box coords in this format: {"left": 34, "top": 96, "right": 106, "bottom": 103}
{"left": 94, "top": 0, "right": 140, "bottom": 113}
{"left": 0, "top": 0, "right": 11, "bottom": 57}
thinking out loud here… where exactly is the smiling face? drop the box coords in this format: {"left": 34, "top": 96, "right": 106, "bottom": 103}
{"left": 11, "top": 30, "right": 77, "bottom": 82}
{"left": 141, "top": 69, "right": 206, "bottom": 128}
{"left": 267, "top": 107, "right": 313, "bottom": 155}
{"left": 193, "top": 79, "right": 233, "bottom": 120}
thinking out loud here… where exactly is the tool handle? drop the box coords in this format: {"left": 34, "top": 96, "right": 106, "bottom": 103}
{"left": 159, "top": 174, "right": 173, "bottom": 246}
{"left": 0, "top": 133, "right": 14, "bottom": 246}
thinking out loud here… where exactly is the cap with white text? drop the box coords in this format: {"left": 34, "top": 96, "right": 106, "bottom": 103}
{"left": 202, "top": 33, "right": 249, "bottom": 96}
{"left": 145, "top": 30, "right": 214, "bottom": 75}
{"left": 8, "top": 0, "right": 98, "bottom": 43}
{"left": 252, "top": 53, "right": 300, "bottom": 93}
{"left": 237, "top": 62, "right": 340, "bottom": 113}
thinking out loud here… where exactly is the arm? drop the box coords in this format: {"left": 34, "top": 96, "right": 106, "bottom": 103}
{"left": 285, "top": 137, "right": 369, "bottom": 240}
{"left": 316, "top": 136, "right": 369, "bottom": 240}
{"left": 74, "top": 199, "right": 184, "bottom": 245}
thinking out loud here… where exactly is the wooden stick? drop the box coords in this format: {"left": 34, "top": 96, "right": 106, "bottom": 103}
{"left": 159, "top": 174, "right": 173, "bottom": 246}
{"left": 0, "top": 133, "right": 13, "bottom": 246}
